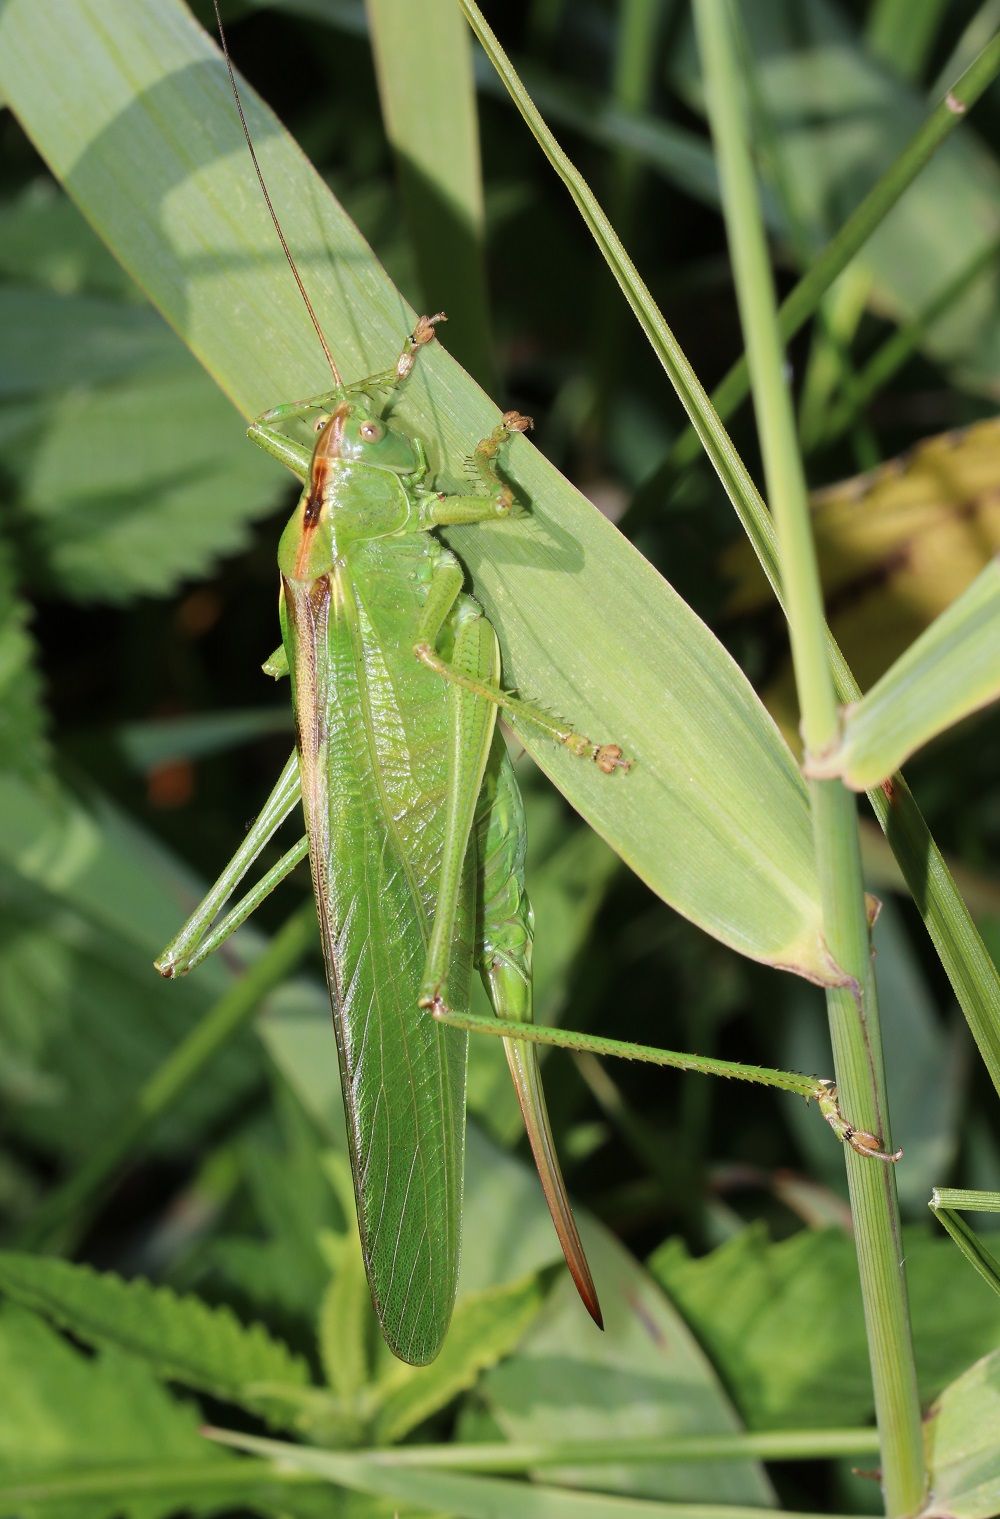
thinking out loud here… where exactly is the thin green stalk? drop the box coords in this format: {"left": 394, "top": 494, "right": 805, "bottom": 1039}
{"left": 694, "top": 4, "right": 925, "bottom": 1515}
{"left": 815, "top": 236, "right": 1000, "bottom": 448}
{"left": 867, "top": 0, "right": 950, "bottom": 82}
{"left": 731, "top": 14, "right": 876, "bottom": 464}
{"left": 354, "top": 1427, "right": 883, "bottom": 1469}
{"left": 456, "top": 0, "right": 1000, "bottom": 1091}
{"left": 632, "top": 27, "right": 1000, "bottom": 503}
{"left": 17, "top": 903, "right": 316, "bottom": 1254}
{"left": 587, "top": 0, "right": 661, "bottom": 437}
{"left": 210, "top": 1427, "right": 874, "bottom": 1519}
{"left": 0, "top": 1462, "right": 313, "bottom": 1506}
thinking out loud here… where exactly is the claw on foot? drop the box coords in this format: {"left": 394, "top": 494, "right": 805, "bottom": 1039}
{"left": 594, "top": 743, "right": 630, "bottom": 774}
{"left": 845, "top": 1127, "right": 904, "bottom": 1163}
{"left": 411, "top": 311, "right": 447, "bottom": 347}
{"left": 816, "top": 1080, "right": 902, "bottom": 1163}
{"left": 397, "top": 313, "right": 447, "bottom": 380}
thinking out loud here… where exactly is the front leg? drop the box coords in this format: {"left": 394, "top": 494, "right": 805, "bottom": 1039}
{"left": 416, "top": 411, "right": 534, "bottom": 528}
{"left": 248, "top": 391, "right": 347, "bottom": 480}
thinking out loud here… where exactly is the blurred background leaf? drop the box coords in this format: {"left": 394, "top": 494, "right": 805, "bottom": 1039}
{"left": 725, "top": 419, "right": 1000, "bottom": 743}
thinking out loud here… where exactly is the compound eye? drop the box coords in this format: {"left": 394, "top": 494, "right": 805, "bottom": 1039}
{"left": 313, "top": 413, "right": 331, "bottom": 433}
{"left": 359, "top": 420, "right": 385, "bottom": 444}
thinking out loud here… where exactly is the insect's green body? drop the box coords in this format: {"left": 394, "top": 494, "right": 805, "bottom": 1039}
{"left": 159, "top": 346, "right": 605, "bottom": 1363}
{"left": 156, "top": 330, "right": 897, "bottom": 1364}
{"left": 281, "top": 401, "right": 503, "bottom": 1362}
{"left": 156, "top": 5, "right": 899, "bottom": 1372}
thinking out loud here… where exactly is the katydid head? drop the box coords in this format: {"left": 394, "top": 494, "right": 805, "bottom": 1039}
{"left": 313, "top": 393, "right": 420, "bottom": 475}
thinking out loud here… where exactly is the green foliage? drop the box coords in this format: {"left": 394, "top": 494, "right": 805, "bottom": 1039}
{"left": 0, "top": 1251, "right": 310, "bottom": 1424}
{"left": 924, "top": 1349, "right": 1000, "bottom": 1518}
{"left": 0, "top": 1304, "right": 246, "bottom": 1519}
{"left": 0, "top": 0, "right": 841, "bottom": 984}
{"left": 810, "top": 557, "right": 1000, "bottom": 788}
{"left": 0, "top": 534, "right": 48, "bottom": 783}
{"left": 650, "top": 1224, "right": 1000, "bottom": 1431}
{"left": 0, "top": 1, "right": 997, "bottom": 1513}
{"left": 0, "top": 776, "right": 266, "bottom": 1168}
{"left": 0, "top": 188, "right": 287, "bottom": 605}
{"left": 370, "top": 1274, "right": 546, "bottom": 1444}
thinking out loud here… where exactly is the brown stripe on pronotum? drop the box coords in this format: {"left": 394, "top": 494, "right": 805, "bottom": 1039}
{"left": 295, "top": 403, "right": 350, "bottom": 576}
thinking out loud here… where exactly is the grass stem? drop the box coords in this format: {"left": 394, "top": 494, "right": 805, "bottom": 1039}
{"left": 693, "top": 4, "right": 927, "bottom": 1511}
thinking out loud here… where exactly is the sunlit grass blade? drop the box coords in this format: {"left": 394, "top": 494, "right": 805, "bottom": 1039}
{"left": 0, "top": 0, "right": 832, "bottom": 982}
{"left": 810, "top": 560, "right": 1000, "bottom": 790}
{"left": 366, "top": 0, "right": 495, "bottom": 389}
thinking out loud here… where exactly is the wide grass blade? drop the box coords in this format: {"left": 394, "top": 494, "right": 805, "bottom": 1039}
{"left": 0, "top": 0, "right": 831, "bottom": 982}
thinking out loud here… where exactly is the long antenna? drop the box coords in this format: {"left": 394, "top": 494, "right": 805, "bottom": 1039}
{"left": 212, "top": 0, "right": 343, "bottom": 386}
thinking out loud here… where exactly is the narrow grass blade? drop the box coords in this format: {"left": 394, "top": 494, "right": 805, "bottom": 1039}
{"left": 207, "top": 1429, "right": 858, "bottom": 1518}
{"left": 930, "top": 1189, "right": 1000, "bottom": 1298}
{"left": 810, "top": 559, "right": 1000, "bottom": 789}
{"left": 366, "top": 0, "right": 496, "bottom": 389}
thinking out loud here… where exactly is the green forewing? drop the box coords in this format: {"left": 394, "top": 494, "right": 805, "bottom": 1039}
{"left": 282, "top": 534, "right": 471, "bottom": 1365}
{"left": 0, "top": 0, "right": 837, "bottom": 984}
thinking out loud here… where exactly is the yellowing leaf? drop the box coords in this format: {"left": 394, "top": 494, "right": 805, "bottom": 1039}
{"left": 726, "top": 418, "right": 1000, "bottom": 739}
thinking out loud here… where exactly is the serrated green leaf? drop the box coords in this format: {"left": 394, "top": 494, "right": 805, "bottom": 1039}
{"left": 0, "top": 1303, "right": 249, "bottom": 1519}
{"left": 809, "top": 558, "right": 1000, "bottom": 790}
{"left": 0, "top": 195, "right": 290, "bottom": 604}
{"left": 9, "top": 362, "right": 286, "bottom": 604}
{"left": 924, "top": 1349, "right": 1000, "bottom": 1518}
{"left": 650, "top": 1224, "right": 1000, "bottom": 1431}
{"left": 0, "top": 531, "right": 49, "bottom": 782}
{"left": 370, "top": 1273, "right": 545, "bottom": 1445}
{"left": 0, "top": 1252, "right": 310, "bottom": 1426}
{"left": 0, "top": 0, "right": 836, "bottom": 982}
